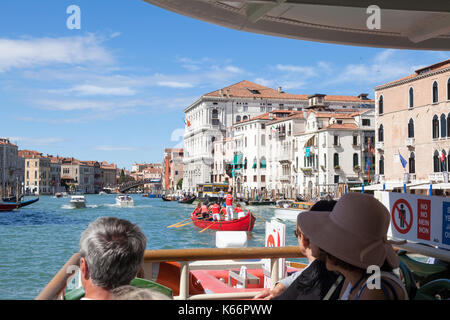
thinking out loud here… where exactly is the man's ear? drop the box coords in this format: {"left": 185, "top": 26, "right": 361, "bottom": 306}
{"left": 80, "top": 257, "right": 89, "bottom": 280}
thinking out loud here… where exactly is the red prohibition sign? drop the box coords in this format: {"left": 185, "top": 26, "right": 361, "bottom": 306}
{"left": 391, "top": 199, "right": 413, "bottom": 234}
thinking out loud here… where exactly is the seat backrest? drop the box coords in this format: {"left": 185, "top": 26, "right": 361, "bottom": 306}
{"left": 414, "top": 279, "right": 450, "bottom": 300}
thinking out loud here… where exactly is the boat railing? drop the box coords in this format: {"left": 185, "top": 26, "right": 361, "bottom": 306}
{"left": 142, "top": 246, "right": 304, "bottom": 300}
{"left": 36, "top": 246, "right": 304, "bottom": 300}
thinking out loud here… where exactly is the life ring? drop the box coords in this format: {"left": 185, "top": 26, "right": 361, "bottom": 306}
{"left": 152, "top": 261, "right": 205, "bottom": 296}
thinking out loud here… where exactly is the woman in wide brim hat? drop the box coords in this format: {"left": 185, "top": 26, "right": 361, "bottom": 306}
{"left": 297, "top": 193, "right": 408, "bottom": 300}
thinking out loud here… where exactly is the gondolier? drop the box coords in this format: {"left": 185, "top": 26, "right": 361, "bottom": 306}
{"left": 225, "top": 191, "right": 233, "bottom": 221}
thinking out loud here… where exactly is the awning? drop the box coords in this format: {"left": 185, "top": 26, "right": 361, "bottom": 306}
{"left": 350, "top": 182, "right": 405, "bottom": 191}
{"left": 260, "top": 158, "right": 266, "bottom": 169}
{"left": 252, "top": 159, "right": 257, "bottom": 169}
{"left": 410, "top": 183, "right": 450, "bottom": 190}
{"left": 232, "top": 154, "right": 243, "bottom": 166}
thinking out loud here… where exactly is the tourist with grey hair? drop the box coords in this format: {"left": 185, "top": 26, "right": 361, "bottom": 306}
{"left": 79, "top": 216, "right": 147, "bottom": 300}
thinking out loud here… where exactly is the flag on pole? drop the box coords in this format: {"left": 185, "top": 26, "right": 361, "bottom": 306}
{"left": 271, "top": 125, "right": 277, "bottom": 134}
{"left": 184, "top": 118, "right": 191, "bottom": 127}
{"left": 439, "top": 146, "right": 445, "bottom": 162}
{"left": 398, "top": 149, "right": 407, "bottom": 169}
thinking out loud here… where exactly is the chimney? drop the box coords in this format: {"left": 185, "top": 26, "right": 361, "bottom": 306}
{"left": 226, "top": 89, "right": 230, "bottom": 98}
{"left": 219, "top": 89, "right": 223, "bottom": 97}
{"left": 278, "top": 86, "right": 282, "bottom": 93}
{"left": 358, "top": 93, "right": 369, "bottom": 100}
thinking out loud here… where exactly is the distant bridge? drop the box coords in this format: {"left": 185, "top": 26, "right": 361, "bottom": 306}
{"left": 119, "top": 179, "right": 161, "bottom": 193}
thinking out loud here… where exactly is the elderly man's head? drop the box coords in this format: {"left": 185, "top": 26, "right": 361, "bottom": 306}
{"left": 79, "top": 217, "right": 147, "bottom": 290}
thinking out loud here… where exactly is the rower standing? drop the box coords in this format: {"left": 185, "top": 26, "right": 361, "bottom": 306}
{"left": 225, "top": 191, "right": 233, "bottom": 221}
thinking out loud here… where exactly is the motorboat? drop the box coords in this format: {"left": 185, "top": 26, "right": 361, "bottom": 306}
{"left": 69, "top": 196, "right": 87, "bottom": 209}
{"left": 115, "top": 194, "right": 134, "bottom": 207}
{"left": 274, "top": 201, "right": 314, "bottom": 221}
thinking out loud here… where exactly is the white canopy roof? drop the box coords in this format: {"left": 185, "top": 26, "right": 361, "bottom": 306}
{"left": 144, "top": 0, "right": 450, "bottom": 50}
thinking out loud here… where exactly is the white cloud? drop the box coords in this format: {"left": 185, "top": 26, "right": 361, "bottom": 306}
{"left": 65, "top": 85, "right": 136, "bottom": 96}
{"left": 0, "top": 34, "right": 114, "bottom": 73}
{"left": 156, "top": 81, "right": 194, "bottom": 88}
{"left": 8, "top": 136, "right": 64, "bottom": 146}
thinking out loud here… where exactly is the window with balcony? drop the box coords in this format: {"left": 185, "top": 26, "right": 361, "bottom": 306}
{"left": 236, "top": 115, "right": 241, "bottom": 123}
{"left": 378, "top": 125, "right": 384, "bottom": 142}
{"left": 378, "top": 95, "right": 383, "bottom": 114}
{"left": 432, "top": 115, "right": 439, "bottom": 139}
{"left": 409, "top": 87, "right": 414, "bottom": 108}
{"left": 432, "top": 81, "right": 439, "bottom": 103}
{"left": 409, "top": 152, "right": 415, "bottom": 174}
{"left": 441, "top": 114, "right": 447, "bottom": 138}
{"left": 408, "top": 119, "right": 414, "bottom": 138}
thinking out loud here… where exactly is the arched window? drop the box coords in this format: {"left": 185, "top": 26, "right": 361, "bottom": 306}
{"left": 432, "top": 115, "right": 439, "bottom": 139}
{"left": 243, "top": 115, "right": 248, "bottom": 121}
{"left": 409, "top": 152, "right": 415, "bottom": 174}
{"left": 441, "top": 114, "right": 447, "bottom": 138}
{"left": 408, "top": 119, "right": 414, "bottom": 138}
{"left": 379, "top": 155, "right": 384, "bottom": 175}
{"left": 333, "top": 153, "right": 339, "bottom": 167}
{"left": 433, "top": 150, "right": 441, "bottom": 172}
{"left": 432, "top": 81, "right": 438, "bottom": 103}
{"left": 409, "top": 87, "right": 414, "bottom": 108}
{"left": 448, "top": 150, "right": 450, "bottom": 172}
{"left": 378, "top": 95, "right": 383, "bottom": 114}
{"left": 448, "top": 78, "right": 450, "bottom": 100}
{"left": 378, "top": 124, "right": 384, "bottom": 142}
{"left": 448, "top": 113, "right": 450, "bottom": 137}
{"left": 236, "top": 115, "right": 241, "bottom": 123}
{"left": 353, "top": 153, "right": 358, "bottom": 167}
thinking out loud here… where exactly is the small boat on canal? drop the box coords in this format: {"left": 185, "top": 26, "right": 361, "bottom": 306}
{"left": 191, "top": 210, "right": 256, "bottom": 232}
{"left": 69, "top": 195, "right": 87, "bottom": 209}
{"left": 116, "top": 194, "right": 134, "bottom": 207}
{"left": 162, "top": 195, "right": 177, "bottom": 201}
{"left": 178, "top": 195, "right": 196, "bottom": 204}
{"left": 274, "top": 201, "right": 314, "bottom": 221}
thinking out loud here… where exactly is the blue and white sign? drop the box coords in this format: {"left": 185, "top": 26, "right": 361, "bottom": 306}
{"left": 442, "top": 202, "right": 450, "bottom": 246}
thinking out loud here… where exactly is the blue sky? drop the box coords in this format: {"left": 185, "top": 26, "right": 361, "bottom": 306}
{"left": 0, "top": 0, "right": 448, "bottom": 169}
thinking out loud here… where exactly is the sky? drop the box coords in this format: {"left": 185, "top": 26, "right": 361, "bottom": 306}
{"left": 0, "top": 0, "right": 448, "bottom": 170}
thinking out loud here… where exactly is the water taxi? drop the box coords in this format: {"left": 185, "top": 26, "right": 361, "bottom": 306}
{"left": 69, "top": 196, "right": 87, "bottom": 209}
{"left": 116, "top": 194, "right": 134, "bottom": 207}
{"left": 274, "top": 201, "right": 314, "bottom": 221}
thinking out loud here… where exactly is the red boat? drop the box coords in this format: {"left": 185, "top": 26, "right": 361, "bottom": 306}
{"left": 191, "top": 210, "right": 256, "bottom": 231}
{"left": 0, "top": 202, "right": 18, "bottom": 212}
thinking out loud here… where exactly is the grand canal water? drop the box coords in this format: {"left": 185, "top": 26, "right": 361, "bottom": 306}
{"left": 0, "top": 195, "right": 301, "bottom": 300}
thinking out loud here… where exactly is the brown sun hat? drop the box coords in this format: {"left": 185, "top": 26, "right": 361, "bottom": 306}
{"left": 297, "top": 193, "right": 399, "bottom": 269}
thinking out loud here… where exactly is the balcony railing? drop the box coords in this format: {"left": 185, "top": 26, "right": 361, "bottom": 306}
{"left": 376, "top": 142, "right": 384, "bottom": 150}
{"left": 405, "top": 138, "right": 415, "bottom": 148}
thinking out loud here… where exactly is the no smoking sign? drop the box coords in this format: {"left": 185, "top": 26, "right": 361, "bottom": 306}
{"left": 391, "top": 199, "right": 413, "bottom": 234}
